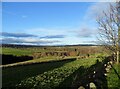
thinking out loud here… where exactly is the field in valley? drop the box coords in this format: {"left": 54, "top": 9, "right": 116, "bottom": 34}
{"left": 1, "top": 45, "right": 120, "bottom": 88}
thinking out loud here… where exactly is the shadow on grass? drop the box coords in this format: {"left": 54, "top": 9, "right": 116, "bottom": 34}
{"left": 109, "top": 63, "right": 120, "bottom": 80}
{"left": 1, "top": 54, "right": 33, "bottom": 65}
{"left": 57, "top": 57, "right": 112, "bottom": 89}
{"left": 2, "top": 58, "right": 76, "bottom": 87}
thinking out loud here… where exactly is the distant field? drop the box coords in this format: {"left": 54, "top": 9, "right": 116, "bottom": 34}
{"left": 1, "top": 46, "right": 106, "bottom": 56}
{"left": 1, "top": 47, "right": 33, "bottom": 56}
{"left": 1, "top": 46, "right": 107, "bottom": 65}
{"left": 1, "top": 47, "right": 65, "bottom": 56}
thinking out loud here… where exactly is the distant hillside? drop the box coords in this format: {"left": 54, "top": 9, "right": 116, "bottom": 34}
{"left": 1, "top": 44, "right": 99, "bottom": 48}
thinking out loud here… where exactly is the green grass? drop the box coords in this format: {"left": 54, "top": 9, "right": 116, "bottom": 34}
{"left": 1, "top": 47, "right": 110, "bottom": 88}
{"left": 1, "top": 47, "right": 69, "bottom": 56}
{"left": 1, "top": 47, "right": 33, "bottom": 56}
{"left": 2, "top": 57, "right": 101, "bottom": 88}
{"left": 1, "top": 47, "right": 53, "bottom": 56}
{"left": 2, "top": 58, "right": 75, "bottom": 87}
{"left": 107, "top": 64, "right": 120, "bottom": 88}
{"left": 17, "top": 58, "right": 101, "bottom": 89}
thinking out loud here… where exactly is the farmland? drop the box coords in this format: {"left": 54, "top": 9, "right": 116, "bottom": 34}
{"left": 1, "top": 45, "right": 120, "bottom": 88}
{"left": 107, "top": 64, "right": 120, "bottom": 88}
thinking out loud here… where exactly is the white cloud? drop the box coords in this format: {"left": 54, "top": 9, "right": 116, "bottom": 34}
{"left": 23, "top": 27, "right": 82, "bottom": 45}
{"left": 84, "top": 2, "right": 115, "bottom": 21}
{"left": 77, "top": 27, "right": 97, "bottom": 38}
{"left": 80, "top": 2, "right": 115, "bottom": 39}
{"left": 25, "top": 27, "right": 73, "bottom": 37}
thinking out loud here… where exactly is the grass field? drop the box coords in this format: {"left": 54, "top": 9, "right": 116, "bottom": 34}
{"left": 1, "top": 46, "right": 106, "bottom": 56}
{"left": 1, "top": 47, "right": 65, "bottom": 55}
{"left": 1, "top": 46, "right": 119, "bottom": 88}
{"left": 2, "top": 57, "right": 100, "bottom": 88}
{"left": 1, "top": 47, "right": 56, "bottom": 56}
{"left": 107, "top": 64, "right": 120, "bottom": 88}
{"left": 1, "top": 47, "right": 33, "bottom": 56}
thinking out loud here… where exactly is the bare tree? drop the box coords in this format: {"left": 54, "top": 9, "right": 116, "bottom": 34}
{"left": 97, "top": 1, "right": 120, "bottom": 64}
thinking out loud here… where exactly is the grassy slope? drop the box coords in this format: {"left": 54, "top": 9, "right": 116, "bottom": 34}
{"left": 107, "top": 64, "right": 120, "bottom": 88}
{"left": 2, "top": 47, "right": 111, "bottom": 88}
{"left": 2, "top": 57, "right": 101, "bottom": 88}
{"left": 2, "top": 58, "right": 75, "bottom": 87}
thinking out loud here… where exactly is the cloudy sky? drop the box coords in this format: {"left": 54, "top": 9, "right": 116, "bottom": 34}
{"left": 1, "top": 2, "right": 111, "bottom": 45}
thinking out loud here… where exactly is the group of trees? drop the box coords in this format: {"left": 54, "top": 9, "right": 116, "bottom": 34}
{"left": 97, "top": 1, "right": 120, "bottom": 64}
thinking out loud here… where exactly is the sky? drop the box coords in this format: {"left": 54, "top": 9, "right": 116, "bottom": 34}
{"left": 1, "top": 2, "right": 110, "bottom": 45}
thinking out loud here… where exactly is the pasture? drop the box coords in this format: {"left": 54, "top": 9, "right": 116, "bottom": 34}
{"left": 1, "top": 45, "right": 120, "bottom": 88}
{"left": 107, "top": 64, "right": 120, "bottom": 88}
{"left": 3, "top": 57, "right": 101, "bottom": 88}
